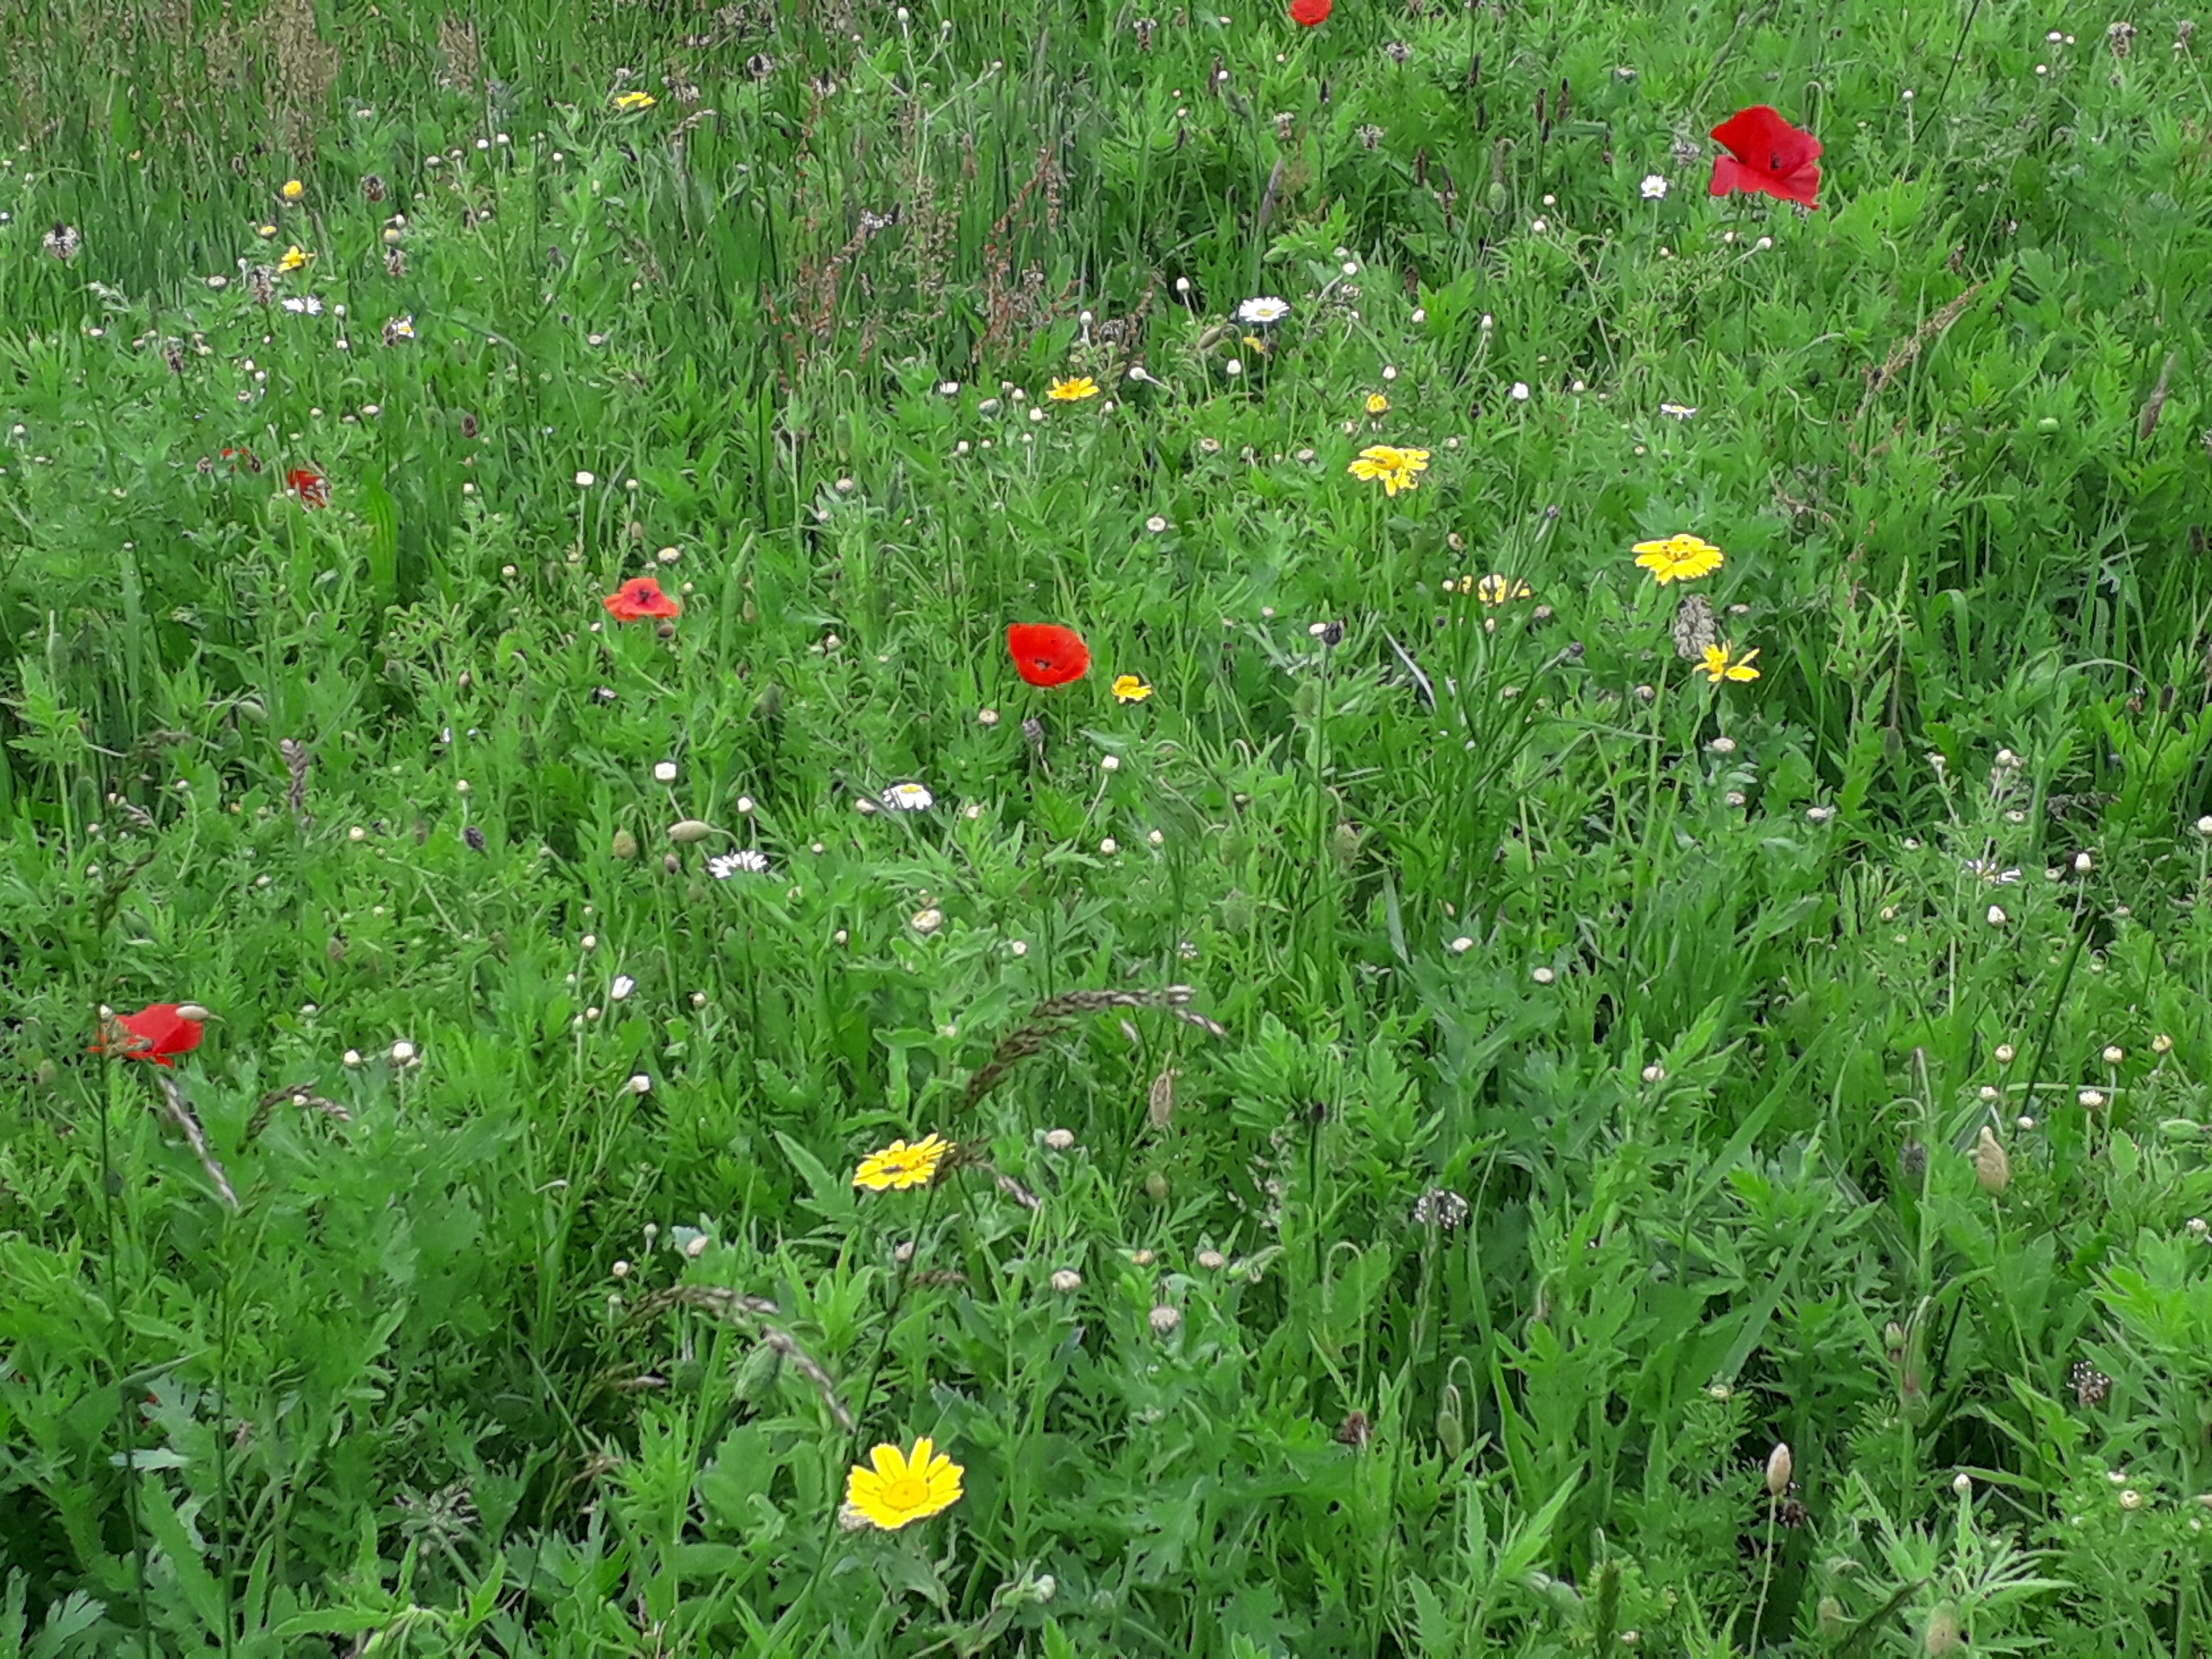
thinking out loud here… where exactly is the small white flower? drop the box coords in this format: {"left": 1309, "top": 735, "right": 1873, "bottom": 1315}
{"left": 610, "top": 974, "right": 636, "bottom": 1001}
{"left": 1640, "top": 174, "right": 1669, "bottom": 200}
{"left": 1101, "top": 755, "right": 1121, "bottom": 773}
{"left": 629, "top": 1074, "right": 653, "bottom": 1095}
{"left": 1510, "top": 382, "right": 1531, "bottom": 401}
{"left": 1236, "top": 296, "right": 1291, "bottom": 325}
{"left": 279, "top": 295, "right": 326, "bottom": 315}
{"left": 1448, "top": 936, "right": 1474, "bottom": 954}
{"left": 1224, "top": 358, "right": 1243, "bottom": 377}
{"left": 343, "top": 1049, "right": 362, "bottom": 1067}
{"left": 911, "top": 907, "right": 944, "bottom": 934}
{"left": 1987, "top": 905, "right": 2009, "bottom": 926}
{"left": 2079, "top": 1088, "right": 2107, "bottom": 1109}
{"left": 653, "top": 761, "right": 677, "bottom": 783}
{"left": 1043, "top": 1129, "right": 1075, "bottom": 1151}
{"left": 708, "top": 849, "right": 771, "bottom": 879}
{"left": 2102, "top": 1045, "right": 2125, "bottom": 1065}
{"left": 879, "top": 781, "right": 935, "bottom": 811}
{"left": 1660, "top": 402, "right": 1698, "bottom": 419}
{"left": 1051, "top": 1269, "right": 1083, "bottom": 1294}
{"left": 1100, "top": 837, "right": 1118, "bottom": 855}
{"left": 1642, "top": 1064, "right": 1667, "bottom": 1083}
{"left": 390, "top": 1039, "right": 417, "bottom": 1064}
{"left": 1531, "top": 966, "right": 1556, "bottom": 984}
{"left": 1806, "top": 805, "right": 1835, "bottom": 824}
{"left": 938, "top": 380, "right": 960, "bottom": 395}
{"left": 574, "top": 470, "right": 596, "bottom": 487}
{"left": 1146, "top": 514, "right": 1168, "bottom": 533}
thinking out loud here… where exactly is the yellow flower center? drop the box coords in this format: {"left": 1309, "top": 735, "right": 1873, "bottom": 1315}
{"left": 883, "top": 1474, "right": 929, "bottom": 1511}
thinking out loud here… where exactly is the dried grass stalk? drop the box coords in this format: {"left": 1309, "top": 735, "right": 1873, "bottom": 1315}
{"left": 963, "top": 985, "right": 1226, "bottom": 1108}
{"left": 151, "top": 1073, "right": 238, "bottom": 1210}
{"left": 624, "top": 1286, "right": 852, "bottom": 1430}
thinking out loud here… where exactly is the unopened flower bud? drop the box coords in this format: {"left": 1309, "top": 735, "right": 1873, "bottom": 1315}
{"left": 1974, "top": 1126, "right": 2012, "bottom": 1193}
{"left": 667, "top": 819, "right": 714, "bottom": 843}
{"left": 1765, "top": 1442, "right": 1793, "bottom": 1496}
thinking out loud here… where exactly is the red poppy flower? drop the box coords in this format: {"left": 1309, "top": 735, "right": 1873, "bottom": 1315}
{"left": 1290, "top": 0, "right": 1331, "bottom": 23}
{"left": 91, "top": 1004, "right": 206, "bottom": 1067}
{"left": 287, "top": 466, "right": 330, "bottom": 507}
{"left": 1006, "top": 623, "right": 1092, "bottom": 688}
{"left": 1708, "top": 105, "right": 1822, "bottom": 210}
{"left": 603, "top": 575, "right": 683, "bottom": 622}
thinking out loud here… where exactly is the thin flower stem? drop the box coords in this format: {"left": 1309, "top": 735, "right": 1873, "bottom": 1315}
{"left": 1747, "top": 1504, "right": 1780, "bottom": 1643}
{"left": 772, "top": 1179, "right": 943, "bottom": 1645}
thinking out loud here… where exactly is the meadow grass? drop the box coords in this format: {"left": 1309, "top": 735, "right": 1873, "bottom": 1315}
{"left": 3, "top": 0, "right": 2212, "bottom": 1651}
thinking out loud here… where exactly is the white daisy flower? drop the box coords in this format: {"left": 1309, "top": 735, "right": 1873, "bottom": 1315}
{"left": 708, "top": 849, "right": 771, "bottom": 879}
{"left": 879, "top": 781, "right": 935, "bottom": 812}
{"left": 1660, "top": 402, "right": 1698, "bottom": 419}
{"left": 1964, "top": 858, "right": 2022, "bottom": 885}
{"left": 1640, "top": 174, "right": 1669, "bottom": 200}
{"left": 1235, "top": 296, "right": 1291, "bottom": 325}
{"left": 279, "top": 295, "right": 326, "bottom": 315}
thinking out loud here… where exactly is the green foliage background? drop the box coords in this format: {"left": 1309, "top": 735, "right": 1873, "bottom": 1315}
{"left": 3, "top": 0, "right": 2212, "bottom": 1651}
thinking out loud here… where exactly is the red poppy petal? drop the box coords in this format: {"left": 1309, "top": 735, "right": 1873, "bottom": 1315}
{"left": 1708, "top": 156, "right": 1757, "bottom": 198}
{"left": 1769, "top": 162, "right": 1821, "bottom": 208}
{"left": 1289, "top": 0, "right": 1331, "bottom": 24}
{"left": 1006, "top": 623, "right": 1091, "bottom": 687}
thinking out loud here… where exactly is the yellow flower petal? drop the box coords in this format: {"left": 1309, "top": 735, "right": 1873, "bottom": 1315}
{"left": 1048, "top": 376, "right": 1099, "bottom": 401}
{"left": 846, "top": 1438, "right": 964, "bottom": 1530}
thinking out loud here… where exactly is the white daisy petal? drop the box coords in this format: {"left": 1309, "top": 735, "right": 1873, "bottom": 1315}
{"left": 879, "top": 782, "right": 935, "bottom": 812}
{"left": 708, "top": 849, "right": 771, "bottom": 879}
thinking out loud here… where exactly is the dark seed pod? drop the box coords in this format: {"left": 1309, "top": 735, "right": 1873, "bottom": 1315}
{"left": 362, "top": 173, "right": 388, "bottom": 203}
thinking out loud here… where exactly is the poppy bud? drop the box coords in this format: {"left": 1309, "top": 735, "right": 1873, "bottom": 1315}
{"left": 1818, "top": 1595, "right": 1845, "bottom": 1635}
{"left": 1924, "top": 1603, "right": 1963, "bottom": 1656}
{"left": 663, "top": 854, "right": 682, "bottom": 875}
{"left": 611, "top": 829, "right": 639, "bottom": 860}
{"left": 1145, "top": 1171, "right": 1170, "bottom": 1201}
{"left": 667, "top": 819, "right": 714, "bottom": 843}
{"left": 1765, "top": 1443, "right": 1793, "bottom": 1496}
{"left": 1973, "top": 1126, "right": 2011, "bottom": 1193}
{"left": 1437, "top": 1382, "right": 1465, "bottom": 1459}
{"left": 175, "top": 1004, "right": 213, "bottom": 1022}
{"left": 326, "top": 936, "right": 348, "bottom": 963}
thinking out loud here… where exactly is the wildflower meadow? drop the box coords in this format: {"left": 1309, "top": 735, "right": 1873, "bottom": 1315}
{"left": 4, "top": 0, "right": 2212, "bottom": 1651}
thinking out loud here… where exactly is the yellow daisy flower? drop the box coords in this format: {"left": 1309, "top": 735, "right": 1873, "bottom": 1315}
{"left": 1476, "top": 573, "right": 1532, "bottom": 604}
{"left": 1632, "top": 533, "right": 1724, "bottom": 585}
{"left": 1699, "top": 642, "right": 1760, "bottom": 684}
{"left": 845, "top": 1437, "right": 965, "bottom": 1531}
{"left": 280, "top": 179, "right": 304, "bottom": 201}
{"left": 1365, "top": 392, "right": 1389, "bottom": 415}
{"left": 1348, "top": 444, "right": 1431, "bottom": 497}
{"left": 1241, "top": 334, "right": 1271, "bottom": 356}
{"left": 277, "top": 243, "right": 311, "bottom": 272}
{"left": 853, "top": 1134, "right": 952, "bottom": 1192}
{"left": 613, "top": 90, "right": 658, "bottom": 111}
{"left": 1048, "top": 376, "right": 1100, "bottom": 402}
{"left": 1111, "top": 674, "right": 1154, "bottom": 704}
